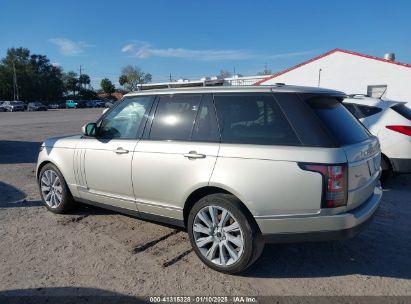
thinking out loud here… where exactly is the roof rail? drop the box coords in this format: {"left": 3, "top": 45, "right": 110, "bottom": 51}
{"left": 136, "top": 78, "right": 225, "bottom": 91}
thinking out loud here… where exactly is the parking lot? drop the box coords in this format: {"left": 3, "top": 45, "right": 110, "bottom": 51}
{"left": 0, "top": 109, "right": 410, "bottom": 297}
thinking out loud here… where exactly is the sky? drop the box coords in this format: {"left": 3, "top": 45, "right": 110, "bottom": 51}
{"left": 1, "top": 0, "right": 411, "bottom": 89}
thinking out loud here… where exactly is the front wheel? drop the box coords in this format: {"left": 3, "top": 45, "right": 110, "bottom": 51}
{"left": 38, "top": 163, "right": 74, "bottom": 213}
{"left": 187, "top": 194, "right": 264, "bottom": 274}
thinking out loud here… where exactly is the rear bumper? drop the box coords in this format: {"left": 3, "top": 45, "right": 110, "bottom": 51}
{"left": 391, "top": 158, "right": 411, "bottom": 174}
{"left": 257, "top": 184, "right": 382, "bottom": 243}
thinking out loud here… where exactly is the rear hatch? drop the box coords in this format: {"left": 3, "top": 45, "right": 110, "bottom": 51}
{"left": 343, "top": 137, "right": 380, "bottom": 210}
{"left": 305, "top": 95, "right": 381, "bottom": 210}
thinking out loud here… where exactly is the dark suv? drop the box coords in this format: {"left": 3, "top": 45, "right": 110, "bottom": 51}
{"left": 28, "top": 102, "right": 48, "bottom": 111}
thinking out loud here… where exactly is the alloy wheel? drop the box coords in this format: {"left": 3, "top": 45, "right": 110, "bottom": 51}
{"left": 193, "top": 205, "right": 244, "bottom": 267}
{"left": 40, "top": 169, "right": 63, "bottom": 208}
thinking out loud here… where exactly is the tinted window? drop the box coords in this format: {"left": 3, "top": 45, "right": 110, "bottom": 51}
{"left": 275, "top": 93, "right": 336, "bottom": 147}
{"left": 344, "top": 103, "right": 360, "bottom": 117}
{"left": 192, "top": 96, "right": 220, "bottom": 142}
{"left": 357, "top": 105, "right": 382, "bottom": 117}
{"left": 98, "top": 96, "right": 152, "bottom": 139}
{"left": 214, "top": 94, "right": 301, "bottom": 145}
{"left": 150, "top": 95, "right": 202, "bottom": 140}
{"left": 306, "top": 97, "right": 370, "bottom": 146}
{"left": 392, "top": 104, "right": 411, "bottom": 120}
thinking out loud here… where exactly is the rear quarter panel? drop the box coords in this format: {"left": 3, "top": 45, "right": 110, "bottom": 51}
{"left": 209, "top": 144, "right": 347, "bottom": 217}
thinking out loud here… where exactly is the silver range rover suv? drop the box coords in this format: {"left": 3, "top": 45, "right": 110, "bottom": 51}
{"left": 36, "top": 85, "right": 382, "bottom": 273}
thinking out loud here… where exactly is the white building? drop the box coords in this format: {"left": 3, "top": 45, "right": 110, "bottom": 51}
{"left": 256, "top": 49, "right": 411, "bottom": 103}
{"left": 137, "top": 75, "right": 269, "bottom": 90}
{"left": 224, "top": 75, "right": 269, "bottom": 86}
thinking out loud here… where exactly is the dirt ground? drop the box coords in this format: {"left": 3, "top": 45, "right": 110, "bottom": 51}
{"left": 0, "top": 109, "right": 410, "bottom": 297}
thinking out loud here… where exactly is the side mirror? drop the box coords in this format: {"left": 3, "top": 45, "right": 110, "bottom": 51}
{"left": 82, "top": 122, "right": 97, "bottom": 137}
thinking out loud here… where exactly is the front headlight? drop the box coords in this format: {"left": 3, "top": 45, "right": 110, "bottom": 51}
{"left": 39, "top": 143, "right": 45, "bottom": 152}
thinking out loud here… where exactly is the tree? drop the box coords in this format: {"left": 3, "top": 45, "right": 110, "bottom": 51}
{"left": 63, "top": 71, "right": 79, "bottom": 96}
{"left": 30, "top": 54, "right": 64, "bottom": 101}
{"left": 0, "top": 47, "right": 64, "bottom": 101}
{"left": 100, "top": 78, "right": 115, "bottom": 96}
{"left": 119, "top": 74, "right": 128, "bottom": 87}
{"left": 79, "top": 74, "right": 90, "bottom": 89}
{"left": 119, "top": 65, "right": 152, "bottom": 91}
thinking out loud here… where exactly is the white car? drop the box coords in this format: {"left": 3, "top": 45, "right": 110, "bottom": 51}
{"left": 344, "top": 95, "right": 411, "bottom": 179}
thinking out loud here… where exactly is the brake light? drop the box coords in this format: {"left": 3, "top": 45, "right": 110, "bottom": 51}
{"left": 299, "top": 163, "right": 348, "bottom": 208}
{"left": 386, "top": 125, "right": 411, "bottom": 137}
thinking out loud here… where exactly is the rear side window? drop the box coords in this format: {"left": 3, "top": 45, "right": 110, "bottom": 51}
{"left": 392, "top": 104, "right": 411, "bottom": 120}
{"left": 344, "top": 103, "right": 364, "bottom": 119}
{"left": 191, "top": 96, "right": 220, "bottom": 142}
{"left": 214, "top": 94, "right": 301, "bottom": 146}
{"left": 149, "top": 94, "right": 202, "bottom": 140}
{"left": 357, "top": 105, "right": 382, "bottom": 117}
{"left": 305, "top": 96, "right": 370, "bottom": 146}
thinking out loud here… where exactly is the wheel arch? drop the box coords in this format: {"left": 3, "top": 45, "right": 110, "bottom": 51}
{"left": 37, "top": 160, "right": 76, "bottom": 197}
{"left": 36, "top": 160, "right": 53, "bottom": 180}
{"left": 183, "top": 186, "right": 258, "bottom": 231}
{"left": 381, "top": 153, "right": 393, "bottom": 171}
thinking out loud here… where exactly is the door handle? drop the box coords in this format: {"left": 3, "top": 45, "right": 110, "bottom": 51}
{"left": 184, "top": 151, "right": 206, "bottom": 159}
{"left": 114, "top": 147, "right": 129, "bottom": 154}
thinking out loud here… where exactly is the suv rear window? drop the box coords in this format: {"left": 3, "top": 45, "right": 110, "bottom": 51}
{"left": 214, "top": 94, "right": 301, "bottom": 146}
{"left": 392, "top": 104, "right": 411, "bottom": 120}
{"left": 305, "top": 97, "right": 370, "bottom": 146}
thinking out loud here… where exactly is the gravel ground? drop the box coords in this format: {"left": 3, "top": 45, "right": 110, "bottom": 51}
{"left": 0, "top": 109, "right": 410, "bottom": 297}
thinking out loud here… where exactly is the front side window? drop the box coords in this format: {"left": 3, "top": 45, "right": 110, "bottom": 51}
{"left": 149, "top": 94, "right": 202, "bottom": 140}
{"left": 98, "top": 96, "right": 153, "bottom": 139}
{"left": 214, "top": 94, "right": 301, "bottom": 145}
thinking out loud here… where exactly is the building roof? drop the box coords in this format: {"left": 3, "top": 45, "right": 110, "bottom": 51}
{"left": 255, "top": 48, "right": 411, "bottom": 85}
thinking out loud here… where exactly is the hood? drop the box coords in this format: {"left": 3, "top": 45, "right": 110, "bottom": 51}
{"left": 43, "top": 134, "right": 82, "bottom": 148}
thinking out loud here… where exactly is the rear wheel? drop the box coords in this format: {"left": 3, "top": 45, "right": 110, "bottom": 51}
{"left": 187, "top": 194, "right": 264, "bottom": 274}
{"left": 38, "top": 163, "right": 74, "bottom": 213}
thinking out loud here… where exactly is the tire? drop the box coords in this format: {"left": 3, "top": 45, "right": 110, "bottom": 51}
{"left": 38, "top": 163, "right": 74, "bottom": 214}
{"left": 187, "top": 194, "right": 264, "bottom": 274}
{"left": 380, "top": 156, "right": 393, "bottom": 184}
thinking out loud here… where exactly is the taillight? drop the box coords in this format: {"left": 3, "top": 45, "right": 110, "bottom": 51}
{"left": 299, "top": 163, "right": 348, "bottom": 208}
{"left": 386, "top": 125, "right": 411, "bottom": 137}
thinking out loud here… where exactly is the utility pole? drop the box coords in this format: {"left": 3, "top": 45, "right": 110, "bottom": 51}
{"left": 318, "top": 68, "right": 322, "bottom": 87}
{"left": 13, "top": 61, "right": 19, "bottom": 101}
{"left": 169, "top": 73, "right": 172, "bottom": 82}
{"left": 233, "top": 67, "right": 236, "bottom": 77}
{"left": 79, "top": 65, "right": 82, "bottom": 90}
